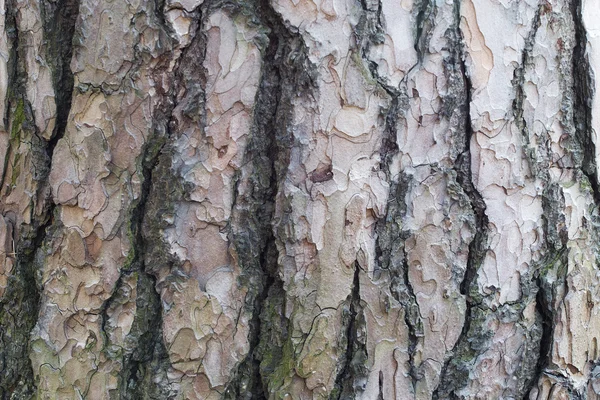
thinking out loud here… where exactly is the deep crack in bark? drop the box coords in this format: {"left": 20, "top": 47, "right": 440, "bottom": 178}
{"left": 222, "top": 1, "right": 291, "bottom": 396}
{"left": 101, "top": 3, "right": 203, "bottom": 396}
{"left": 570, "top": 0, "right": 599, "bottom": 204}
{"left": 118, "top": 119, "right": 171, "bottom": 399}
{"left": 414, "top": 0, "right": 432, "bottom": 64}
{"left": 512, "top": 3, "right": 542, "bottom": 168}
{"left": 402, "top": 245, "right": 422, "bottom": 391}
{"left": 434, "top": 1, "right": 489, "bottom": 396}
{"left": 0, "top": 0, "right": 79, "bottom": 396}
{"left": 329, "top": 263, "right": 363, "bottom": 399}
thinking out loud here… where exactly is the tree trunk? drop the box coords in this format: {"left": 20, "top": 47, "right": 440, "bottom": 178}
{"left": 0, "top": 0, "right": 598, "bottom": 398}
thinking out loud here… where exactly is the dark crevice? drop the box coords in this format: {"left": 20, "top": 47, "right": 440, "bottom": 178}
{"left": 369, "top": 1, "right": 423, "bottom": 392}
{"left": 243, "top": 245, "right": 279, "bottom": 400}
{"left": 524, "top": 0, "right": 596, "bottom": 395}
{"left": 402, "top": 246, "right": 422, "bottom": 391}
{"left": 359, "top": 0, "right": 409, "bottom": 345}
{"left": 221, "top": 10, "right": 281, "bottom": 398}
{"left": 102, "top": 63, "right": 175, "bottom": 392}
{"left": 119, "top": 127, "right": 170, "bottom": 400}
{"left": 372, "top": 91, "right": 405, "bottom": 278}
{"left": 373, "top": 115, "right": 417, "bottom": 397}
{"left": 102, "top": 4, "right": 201, "bottom": 397}
{"left": 522, "top": 267, "right": 561, "bottom": 399}
{"left": 377, "top": 371, "right": 384, "bottom": 400}
{"left": 374, "top": 112, "right": 420, "bottom": 395}
{"left": 519, "top": 0, "right": 598, "bottom": 395}
{"left": 367, "top": 0, "right": 451, "bottom": 394}
{"left": 456, "top": 33, "right": 487, "bottom": 302}
{"left": 359, "top": 0, "right": 401, "bottom": 99}
{"left": 375, "top": 167, "right": 421, "bottom": 396}
{"left": 121, "top": 11, "right": 208, "bottom": 400}
{"left": 153, "top": 0, "right": 171, "bottom": 37}
{"left": 362, "top": 9, "right": 431, "bottom": 358}
{"left": 101, "top": 52, "right": 173, "bottom": 387}
{"left": 0, "top": 214, "right": 50, "bottom": 400}
{"left": 223, "top": 0, "right": 308, "bottom": 396}
{"left": 512, "top": 3, "right": 575, "bottom": 398}
{"left": 369, "top": 0, "right": 408, "bottom": 278}
{"left": 512, "top": 4, "right": 543, "bottom": 177}
{"left": 356, "top": 0, "right": 395, "bottom": 98}
{"left": 521, "top": 174, "right": 568, "bottom": 397}
{"left": 414, "top": 0, "right": 433, "bottom": 64}
{"left": 329, "top": 264, "right": 363, "bottom": 399}
{"left": 570, "top": 0, "right": 600, "bottom": 204}
{"left": 433, "top": 1, "right": 489, "bottom": 397}
{"left": 40, "top": 0, "right": 79, "bottom": 149}
{"left": 0, "top": 0, "right": 80, "bottom": 397}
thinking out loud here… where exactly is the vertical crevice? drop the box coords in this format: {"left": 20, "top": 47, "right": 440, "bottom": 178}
{"left": 375, "top": 169, "right": 422, "bottom": 396}
{"left": 512, "top": 3, "right": 543, "bottom": 179}
{"left": 521, "top": 269, "right": 561, "bottom": 399}
{"left": 512, "top": 5, "right": 542, "bottom": 129}
{"left": 522, "top": 0, "right": 597, "bottom": 395}
{"left": 401, "top": 245, "right": 422, "bottom": 391}
{"left": 223, "top": 0, "right": 309, "bottom": 396}
{"left": 0, "top": 7, "right": 36, "bottom": 395}
{"left": 511, "top": 2, "right": 581, "bottom": 397}
{"left": 40, "top": 0, "right": 79, "bottom": 148}
{"left": 119, "top": 6, "right": 207, "bottom": 397}
{"left": 118, "top": 131, "right": 171, "bottom": 399}
{"left": 413, "top": 0, "right": 433, "bottom": 64}
{"left": 0, "top": 0, "right": 80, "bottom": 397}
{"left": 329, "top": 263, "right": 365, "bottom": 400}
{"left": 433, "top": 1, "right": 489, "bottom": 397}
{"left": 377, "top": 370, "right": 384, "bottom": 400}
{"left": 454, "top": 52, "right": 487, "bottom": 334}
{"left": 222, "top": 19, "right": 281, "bottom": 389}
{"left": 521, "top": 173, "right": 569, "bottom": 397}
{"left": 369, "top": 41, "right": 421, "bottom": 397}
{"left": 101, "top": 3, "right": 204, "bottom": 396}
{"left": 374, "top": 148, "right": 421, "bottom": 394}
{"left": 570, "top": 0, "right": 599, "bottom": 203}
{"left": 367, "top": 0, "right": 413, "bottom": 357}
{"left": 455, "top": 29, "right": 487, "bottom": 303}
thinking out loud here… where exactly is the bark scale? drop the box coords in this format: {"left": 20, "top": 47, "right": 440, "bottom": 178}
{"left": 0, "top": 0, "right": 599, "bottom": 399}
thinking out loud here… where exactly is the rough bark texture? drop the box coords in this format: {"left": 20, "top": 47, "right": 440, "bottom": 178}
{"left": 0, "top": 0, "right": 600, "bottom": 399}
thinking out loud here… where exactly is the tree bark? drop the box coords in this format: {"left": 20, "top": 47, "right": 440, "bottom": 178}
{"left": 0, "top": 0, "right": 599, "bottom": 398}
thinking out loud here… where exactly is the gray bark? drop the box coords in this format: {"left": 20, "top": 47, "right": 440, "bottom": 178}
{"left": 0, "top": 0, "right": 599, "bottom": 399}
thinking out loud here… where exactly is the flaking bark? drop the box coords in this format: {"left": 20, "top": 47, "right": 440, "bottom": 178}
{"left": 0, "top": 0, "right": 600, "bottom": 399}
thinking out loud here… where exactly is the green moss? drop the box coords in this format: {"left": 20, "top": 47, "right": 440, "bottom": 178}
{"left": 9, "top": 152, "right": 21, "bottom": 186}
{"left": 579, "top": 173, "right": 592, "bottom": 192}
{"left": 10, "top": 99, "right": 25, "bottom": 141}
{"left": 538, "top": 247, "right": 567, "bottom": 278}
{"left": 350, "top": 51, "right": 379, "bottom": 88}
{"left": 265, "top": 333, "right": 296, "bottom": 396}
